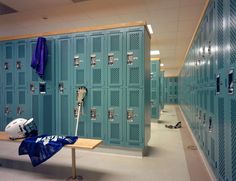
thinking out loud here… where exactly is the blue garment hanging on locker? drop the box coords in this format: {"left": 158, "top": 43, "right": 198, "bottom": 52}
{"left": 31, "top": 37, "right": 48, "bottom": 77}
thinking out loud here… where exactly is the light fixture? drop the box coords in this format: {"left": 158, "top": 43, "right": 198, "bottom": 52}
{"left": 160, "top": 63, "right": 164, "bottom": 67}
{"left": 147, "top": 24, "right": 153, "bottom": 34}
{"left": 150, "top": 50, "right": 160, "bottom": 55}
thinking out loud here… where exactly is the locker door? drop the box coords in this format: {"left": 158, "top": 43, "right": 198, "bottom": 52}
{"left": 107, "top": 32, "right": 123, "bottom": 87}
{"left": 89, "top": 33, "right": 106, "bottom": 87}
{"left": 15, "top": 41, "right": 30, "bottom": 119}
{"left": 126, "top": 31, "right": 143, "bottom": 87}
{"left": 29, "top": 40, "right": 41, "bottom": 131}
{"left": 3, "top": 42, "right": 15, "bottom": 127}
{"left": 56, "top": 37, "right": 73, "bottom": 135}
{"left": 107, "top": 89, "right": 123, "bottom": 145}
{"left": 90, "top": 88, "right": 105, "bottom": 139}
{"left": 73, "top": 35, "right": 88, "bottom": 87}
{"left": 126, "top": 88, "right": 143, "bottom": 146}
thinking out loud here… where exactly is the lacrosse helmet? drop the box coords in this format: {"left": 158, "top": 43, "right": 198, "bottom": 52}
{"left": 5, "top": 118, "right": 38, "bottom": 139}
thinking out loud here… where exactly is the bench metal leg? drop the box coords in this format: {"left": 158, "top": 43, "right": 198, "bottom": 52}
{"left": 67, "top": 148, "right": 83, "bottom": 181}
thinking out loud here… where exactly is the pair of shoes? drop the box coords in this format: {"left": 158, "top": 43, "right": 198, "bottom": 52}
{"left": 174, "top": 122, "right": 182, "bottom": 129}
{"left": 165, "top": 122, "right": 182, "bottom": 129}
{"left": 165, "top": 125, "right": 174, "bottom": 129}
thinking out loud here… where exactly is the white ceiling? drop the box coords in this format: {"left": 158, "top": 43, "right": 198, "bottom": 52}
{"left": 0, "top": 0, "right": 207, "bottom": 76}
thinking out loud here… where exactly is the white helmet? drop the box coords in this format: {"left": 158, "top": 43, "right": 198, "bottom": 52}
{"left": 5, "top": 118, "right": 38, "bottom": 140}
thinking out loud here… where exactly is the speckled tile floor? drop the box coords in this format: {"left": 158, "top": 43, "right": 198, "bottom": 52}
{"left": 0, "top": 105, "right": 211, "bottom": 181}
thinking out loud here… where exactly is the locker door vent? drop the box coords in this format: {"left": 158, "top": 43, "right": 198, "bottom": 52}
{"left": 129, "top": 90, "right": 139, "bottom": 107}
{"left": 93, "top": 91, "right": 101, "bottom": 106}
{"left": 110, "top": 35, "right": 120, "bottom": 51}
{"left": 76, "top": 70, "right": 84, "bottom": 84}
{"left": 6, "top": 91, "right": 13, "bottom": 104}
{"left": 217, "top": 0, "right": 224, "bottom": 70}
{"left": 211, "top": 138, "right": 215, "bottom": 162}
{"left": 129, "top": 67, "right": 139, "bottom": 84}
{"left": 93, "top": 122, "right": 101, "bottom": 138}
{"left": 129, "top": 33, "right": 140, "bottom": 50}
{"left": 76, "top": 38, "right": 85, "bottom": 54}
{"left": 230, "top": 0, "right": 236, "bottom": 65}
{"left": 218, "top": 97, "right": 225, "bottom": 179}
{"left": 93, "top": 37, "right": 101, "bottom": 53}
{"left": 93, "top": 69, "right": 101, "bottom": 84}
{"left": 231, "top": 99, "right": 236, "bottom": 180}
{"left": 111, "top": 123, "right": 119, "bottom": 139}
{"left": 110, "top": 68, "right": 119, "bottom": 84}
{"left": 6, "top": 46, "right": 12, "bottom": 59}
{"left": 19, "top": 91, "right": 25, "bottom": 104}
{"left": 130, "top": 124, "right": 139, "bottom": 141}
{"left": 110, "top": 90, "right": 119, "bottom": 107}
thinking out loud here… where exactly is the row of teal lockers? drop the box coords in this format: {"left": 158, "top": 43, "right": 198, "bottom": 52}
{"left": 179, "top": 0, "right": 236, "bottom": 180}
{"left": 0, "top": 24, "right": 151, "bottom": 148}
{"left": 164, "top": 77, "right": 178, "bottom": 104}
{"left": 150, "top": 60, "right": 165, "bottom": 119}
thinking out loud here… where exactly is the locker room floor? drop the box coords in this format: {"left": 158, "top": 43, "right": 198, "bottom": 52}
{"left": 0, "top": 105, "right": 211, "bottom": 181}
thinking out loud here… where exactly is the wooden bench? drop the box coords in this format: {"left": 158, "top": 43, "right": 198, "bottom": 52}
{"left": 0, "top": 132, "right": 102, "bottom": 180}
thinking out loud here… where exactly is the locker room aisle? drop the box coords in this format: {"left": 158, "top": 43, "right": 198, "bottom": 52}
{"left": 0, "top": 105, "right": 211, "bottom": 181}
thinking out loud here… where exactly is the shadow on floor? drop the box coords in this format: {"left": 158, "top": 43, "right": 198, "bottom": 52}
{"left": 0, "top": 157, "right": 107, "bottom": 180}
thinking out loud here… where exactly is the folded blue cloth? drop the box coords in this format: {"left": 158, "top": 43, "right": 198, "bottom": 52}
{"left": 19, "top": 135, "right": 78, "bottom": 167}
{"left": 31, "top": 37, "right": 48, "bottom": 77}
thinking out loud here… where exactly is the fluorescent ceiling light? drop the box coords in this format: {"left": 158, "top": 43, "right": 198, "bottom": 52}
{"left": 150, "top": 50, "right": 160, "bottom": 55}
{"left": 160, "top": 63, "right": 164, "bottom": 67}
{"left": 147, "top": 24, "right": 153, "bottom": 34}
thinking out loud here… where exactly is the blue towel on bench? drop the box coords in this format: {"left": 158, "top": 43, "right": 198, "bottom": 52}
{"left": 19, "top": 135, "right": 78, "bottom": 167}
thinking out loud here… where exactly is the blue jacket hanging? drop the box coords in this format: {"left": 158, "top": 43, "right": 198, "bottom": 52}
{"left": 31, "top": 37, "right": 48, "bottom": 77}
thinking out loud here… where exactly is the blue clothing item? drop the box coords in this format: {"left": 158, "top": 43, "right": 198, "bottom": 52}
{"left": 31, "top": 37, "right": 48, "bottom": 77}
{"left": 19, "top": 135, "right": 78, "bottom": 167}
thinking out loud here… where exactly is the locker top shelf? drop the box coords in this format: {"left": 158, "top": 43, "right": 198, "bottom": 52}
{"left": 0, "top": 21, "right": 151, "bottom": 41}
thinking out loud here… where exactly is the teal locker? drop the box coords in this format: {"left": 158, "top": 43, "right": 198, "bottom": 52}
{"left": 73, "top": 34, "right": 88, "bottom": 87}
{"left": 126, "top": 30, "right": 143, "bottom": 87}
{"left": 56, "top": 36, "right": 73, "bottom": 135}
{"left": 107, "top": 88, "right": 123, "bottom": 145}
{"left": 107, "top": 31, "right": 123, "bottom": 87}
{"left": 89, "top": 88, "right": 105, "bottom": 139}
{"left": 2, "top": 42, "right": 15, "bottom": 127}
{"left": 126, "top": 88, "right": 143, "bottom": 146}
{"left": 89, "top": 33, "right": 106, "bottom": 87}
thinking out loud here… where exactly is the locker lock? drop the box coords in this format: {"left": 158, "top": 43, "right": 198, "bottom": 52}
{"left": 30, "top": 83, "right": 36, "bottom": 93}
{"left": 16, "top": 106, "right": 24, "bottom": 115}
{"left": 150, "top": 100, "right": 154, "bottom": 107}
{"left": 127, "top": 52, "right": 134, "bottom": 65}
{"left": 108, "top": 109, "right": 115, "bottom": 120}
{"left": 150, "top": 72, "right": 154, "bottom": 79}
{"left": 91, "top": 54, "right": 96, "bottom": 66}
{"left": 203, "top": 113, "right": 206, "bottom": 125}
{"left": 74, "top": 55, "right": 80, "bottom": 67}
{"left": 208, "top": 41, "right": 211, "bottom": 55}
{"left": 4, "top": 62, "right": 8, "bottom": 70}
{"left": 209, "top": 117, "right": 213, "bottom": 132}
{"left": 58, "top": 83, "right": 64, "bottom": 93}
{"left": 4, "top": 107, "right": 10, "bottom": 115}
{"left": 127, "top": 109, "right": 135, "bottom": 122}
{"left": 16, "top": 61, "right": 21, "bottom": 70}
{"left": 90, "top": 108, "right": 96, "bottom": 120}
{"left": 108, "top": 53, "right": 115, "bottom": 65}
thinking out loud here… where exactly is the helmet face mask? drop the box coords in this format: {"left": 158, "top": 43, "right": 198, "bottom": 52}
{"left": 5, "top": 118, "right": 38, "bottom": 140}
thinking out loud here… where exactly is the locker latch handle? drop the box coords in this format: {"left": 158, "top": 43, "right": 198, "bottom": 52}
{"left": 4, "top": 62, "right": 8, "bottom": 70}
{"left": 30, "top": 83, "right": 36, "bottom": 93}
{"left": 91, "top": 54, "right": 96, "bottom": 66}
{"left": 58, "top": 82, "right": 64, "bottom": 93}
{"left": 91, "top": 108, "right": 96, "bottom": 120}
{"left": 108, "top": 109, "right": 117, "bottom": 121}
{"left": 16, "top": 61, "right": 21, "bottom": 70}
{"left": 4, "top": 106, "right": 10, "bottom": 115}
{"left": 127, "top": 52, "right": 134, "bottom": 65}
{"left": 74, "top": 55, "right": 80, "bottom": 67}
{"left": 127, "top": 109, "right": 135, "bottom": 122}
{"left": 108, "top": 53, "right": 115, "bottom": 65}
{"left": 209, "top": 117, "right": 213, "bottom": 132}
{"left": 16, "top": 106, "right": 24, "bottom": 115}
